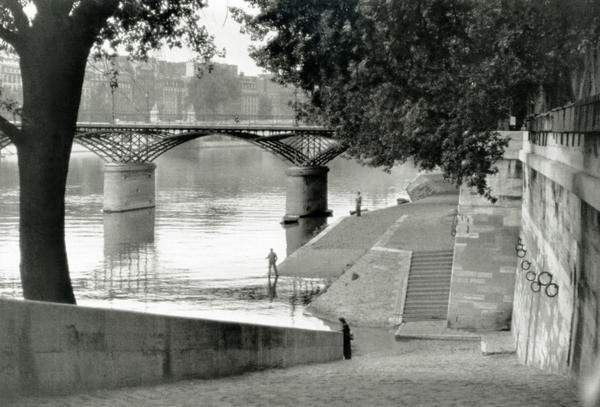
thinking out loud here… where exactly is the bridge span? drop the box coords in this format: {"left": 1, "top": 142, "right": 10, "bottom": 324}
{"left": 0, "top": 123, "right": 346, "bottom": 221}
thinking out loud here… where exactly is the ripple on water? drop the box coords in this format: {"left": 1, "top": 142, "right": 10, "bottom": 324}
{"left": 0, "top": 148, "right": 417, "bottom": 329}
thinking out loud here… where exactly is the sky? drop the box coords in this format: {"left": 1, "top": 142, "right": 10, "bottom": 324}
{"left": 160, "top": 0, "right": 263, "bottom": 76}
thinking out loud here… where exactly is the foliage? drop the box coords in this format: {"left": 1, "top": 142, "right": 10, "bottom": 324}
{"left": 186, "top": 64, "right": 241, "bottom": 116}
{"left": 257, "top": 94, "right": 272, "bottom": 116}
{"left": 234, "top": 0, "right": 600, "bottom": 201}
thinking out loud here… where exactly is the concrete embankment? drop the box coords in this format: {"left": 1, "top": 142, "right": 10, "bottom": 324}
{"left": 279, "top": 194, "right": 458, "bottom": 327}
{"left": 0, "top": 298, "right": 341, "bottom": 399}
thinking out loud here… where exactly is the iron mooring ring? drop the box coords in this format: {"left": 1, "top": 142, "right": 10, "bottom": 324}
{"left": 537, "top": 271, "right": 553, "bottom": 286}
{"left": 545, "top": 283, "right": 559, "bottom": 298}
{"left": 521, "top": 260, "right": 532, "bottom": 271}
{"left": 531, "top": 281, "right": 542, "bottom": 293}
{"left": 526, "top": 271, "right": 537, "bottom": 282}
{"left": 517, "top": 248, "right": 527, "bottom": 258}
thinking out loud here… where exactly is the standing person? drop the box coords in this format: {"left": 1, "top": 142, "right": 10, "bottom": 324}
{"left": 355, "top": 191, "right": 362, "bottom": 217}
{"left": 266, "top": 248, "right": 278, "bottom": 277}
{"left": 339, "top": 317, "right": 353, "bottom": 359}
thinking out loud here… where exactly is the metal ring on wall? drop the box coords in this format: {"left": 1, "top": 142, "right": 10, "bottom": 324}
{"left": 537, "top": 271, "right": 553, "bottom": 286}
{"left": 545, "top": 283, "right": 559, "bottom": 298}
{"left": 526, "top": 271, "right": 537, "bottom": 282}
{"left": 521, "top": 260, "right": 531, "bottom": 271}
{"left": 531, "top": 281, "right": 542, "bottom": 292}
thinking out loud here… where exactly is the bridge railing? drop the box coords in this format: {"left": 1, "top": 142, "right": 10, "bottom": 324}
{"left": 76, "top": 112, "right": 307, "bottom": 127}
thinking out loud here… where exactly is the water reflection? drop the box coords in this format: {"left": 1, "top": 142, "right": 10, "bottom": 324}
{"left": 267, "top": 273, "right": 279, "bottom": 301}
{"left": 93, "top": 209, "right": 158, "bottom": 299}
{"left": 103, "top": 209, "right": 155, "bottom": 250}
{"left": 284, "top": 217, "right": 328, "bottom": 256}
{"left": 0, "top": 145, "right": 418, "bottom": 328}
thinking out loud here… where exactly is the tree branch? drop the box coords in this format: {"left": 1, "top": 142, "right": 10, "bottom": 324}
{"left": 1, "top": 0, "right": 29, "bottom": 32}
{"left": 0, "top": 113, "right": 21, "bottom": 143}
{"left": 32, "top": 0, "right": 76, "bottom": 18}
{"left": 71, "top": 0, "right": 119, "bottom": 43}
{"left": 0, "top": 24, "right": 18, "bottom": 46}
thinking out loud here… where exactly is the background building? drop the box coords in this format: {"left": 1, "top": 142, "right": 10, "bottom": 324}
{"left": 0, "top": 53, "right": 299, "bottom": 124}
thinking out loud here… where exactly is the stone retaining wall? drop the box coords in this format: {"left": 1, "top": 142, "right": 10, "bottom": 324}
{"left": 0, "top": 298, "right": 342, "bottom": 398}
{"left": 515, "top": 122, "right": 600, "bottom": 375}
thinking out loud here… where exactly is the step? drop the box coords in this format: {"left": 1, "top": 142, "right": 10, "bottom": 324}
{"left": 404, "top": 302, "right": 449, "bottom": 308}
{"left": 408, "top": 276, "right": 451, "bottom": 281}
{"left": 405, "top": 294, "right": 450, "bottom": 300}
{"left": 406, "top": 283, "right": 450, "bottom": 293}
{"left": 401, "top": 316, "right": 447, "bottom": 322}
{"left": 405, "top": 290, "right": 450, "bottom": 296}
{"left": 403, "top": 305, "right": 448, "bottom": 310}
{"left": 402, "top": 314, "right": 447, "bottom": 320}
{"left": 411, "top": 256, "right": 454, "bottom": 261}
{"left": 403, "top": 302, "right": 448, "bottom": 313}
{"left": 403, "top": 310, "right": 448, "bottom": 315}
{"left": 410, "top": 264, "right": 453, "bottom": 270}
{"left": 412, "top": 250, "right": 454, "bottom": 255}
{"left": 411, "top": 260, "right": 453, "bottom": 265}
{"left": 409, "top": 266, "right": 453, "bottom": 271}
{"left": 407, "top": 271, "right": 452, "bottom": 276}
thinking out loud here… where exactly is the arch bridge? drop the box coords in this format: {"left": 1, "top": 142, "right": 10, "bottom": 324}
{"left": 0, "top": 123, "right": 346, "bottom": 220}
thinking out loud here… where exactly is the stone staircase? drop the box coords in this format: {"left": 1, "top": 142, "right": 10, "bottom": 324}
{"left": 401, "top": 250, "right": 454, "bottom": 322}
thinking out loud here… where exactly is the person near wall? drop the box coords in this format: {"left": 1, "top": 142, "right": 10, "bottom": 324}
{"left": 266, "top": 248, "right": 278, "bottom": 277}
{"left": 339, "top": 317, "right": 353, "bottom": 359}
{"left": 355, "top": 191, "right": 362, "bottom": 217}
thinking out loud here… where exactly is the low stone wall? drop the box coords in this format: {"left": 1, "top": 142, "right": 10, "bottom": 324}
{"left": 406, "top": 172, "right": 459, "bottom": 202}
{"left": 0, "top": 298, "right": 342, "bottom": 398}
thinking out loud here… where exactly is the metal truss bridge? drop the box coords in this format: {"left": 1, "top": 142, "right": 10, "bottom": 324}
{"left": 0, "top": 123, "right": 345, "bottom": 167}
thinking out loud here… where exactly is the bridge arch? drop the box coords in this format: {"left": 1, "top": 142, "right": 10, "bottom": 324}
{"left": 74, "top": 125, "right": 346, "bottom": 167}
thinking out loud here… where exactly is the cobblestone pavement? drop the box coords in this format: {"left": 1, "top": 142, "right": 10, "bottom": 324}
{"left": 10, "top": 329, "right": 579, "bottom": 407}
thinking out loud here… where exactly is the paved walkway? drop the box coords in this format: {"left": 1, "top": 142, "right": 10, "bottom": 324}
{"left": 306, "top": 193, "right": 458, "bottom": 327}
{"left": 11, "top": 329, "right": 579, "bottom": 407}
{"left": 279, "top": 194, "right": 459, "bottom": 279}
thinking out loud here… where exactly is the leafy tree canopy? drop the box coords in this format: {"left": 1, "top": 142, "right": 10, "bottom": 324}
{"left": 186, "top": 64, "right": 241, "bottom": 116}
{"left": 234, "top": 0, "right": 600, "bottom": 200}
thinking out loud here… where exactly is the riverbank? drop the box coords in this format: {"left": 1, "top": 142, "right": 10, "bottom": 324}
{"left": 279, "top": 193, "right": 458, "bottom": 327}
{"left": 14, "top": 327, "right": 578, "bottom": 406}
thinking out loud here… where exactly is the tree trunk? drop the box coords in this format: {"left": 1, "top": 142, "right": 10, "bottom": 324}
{"left": 16, "top": 28, "right": 89, "bottom": 303}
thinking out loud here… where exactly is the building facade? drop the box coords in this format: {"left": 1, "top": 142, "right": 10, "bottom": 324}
{"left": 0, "top": 54, "right": 299, "bottom": 124}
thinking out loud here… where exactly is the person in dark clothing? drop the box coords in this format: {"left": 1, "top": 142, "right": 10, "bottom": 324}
{"left": 339, "top": 317, "right": 353, "bottom": 359}
{"left": 266, "top": 248, "right": 278, "bottom": 277}
{"left": 355, "top": 191, "right": 362, "bottom": 217}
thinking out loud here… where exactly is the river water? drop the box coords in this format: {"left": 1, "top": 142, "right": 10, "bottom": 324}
{"left": 0, "top": 141, "right": 417, "bottom": 329}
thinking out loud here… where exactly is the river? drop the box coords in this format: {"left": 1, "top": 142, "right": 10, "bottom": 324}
{"left": 0, "top": 140, "right": 418, "bottom": 329}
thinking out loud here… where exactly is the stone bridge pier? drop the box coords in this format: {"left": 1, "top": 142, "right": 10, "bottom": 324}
{"left": 103, "top": 162, "right": 156, "bottom": 212}
{"left": 283, "top": 166, "right": 331, "bottom": 222}
{"left": 68, "top": 125, "right": 344, "bottom": 216}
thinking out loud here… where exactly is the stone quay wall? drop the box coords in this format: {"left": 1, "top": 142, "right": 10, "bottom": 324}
{"left": 515, "top": 100, "right": 600, "bottom": 375}
{"left": 0, "top": 298, "right": 342, "bottom": 398}
{"left": 447, "top": 131, "right": 523, "bottom": 331}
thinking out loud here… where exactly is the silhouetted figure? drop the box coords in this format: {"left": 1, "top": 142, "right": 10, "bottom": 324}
{"left": 266, "top": 248, "right": 278, "bottom": 277}
{"left": 339, "top": 317, "right": 353, "bottom": 359}
{"left": 355, "top": 191, "right": 362, "bottom": 217}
